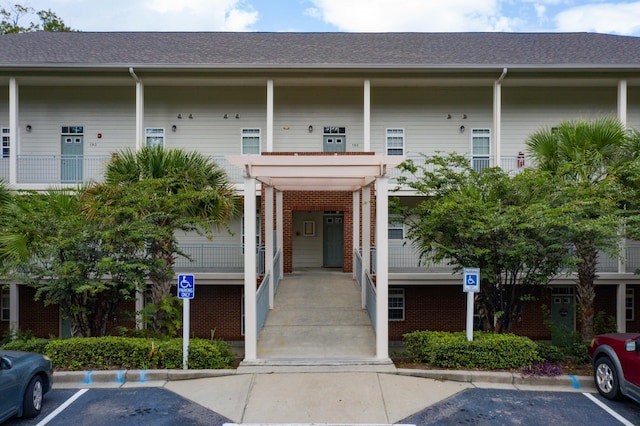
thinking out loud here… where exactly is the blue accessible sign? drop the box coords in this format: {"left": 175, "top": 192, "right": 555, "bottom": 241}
{"left": 177, "top": 274, "right": 195, "bottom": 299}
{"left": 463, "top": 268, "right": 480, "bottom": 293}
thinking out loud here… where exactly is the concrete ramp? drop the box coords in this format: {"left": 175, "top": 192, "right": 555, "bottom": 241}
{"left": 256, "top": 269, "right": 376, "bottom": 360}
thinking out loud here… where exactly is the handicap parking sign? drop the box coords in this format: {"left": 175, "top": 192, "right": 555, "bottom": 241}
{"left": 177, "top": 274, "right": 195, "bottom": 299}
{"left": 463, "top": 268, "right": 480, "bottom": 293}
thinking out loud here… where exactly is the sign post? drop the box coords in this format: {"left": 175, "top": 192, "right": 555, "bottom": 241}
{"left": 177, "top": 274, "right": 195, "bottom": 369}
{"left": 463, "top": 268, "right": 480, "bottom": 341}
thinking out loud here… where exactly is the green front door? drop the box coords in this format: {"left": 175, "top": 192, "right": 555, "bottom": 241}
{"left": 61, "top": 134, "right": 83, "bottom": 183}
{"left": 323, "top": 214, "right": 344, "bottom": 267}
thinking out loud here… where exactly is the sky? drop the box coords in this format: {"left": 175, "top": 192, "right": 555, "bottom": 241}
{"left": 10, "top": 0, "right": 640, "bottom": 36}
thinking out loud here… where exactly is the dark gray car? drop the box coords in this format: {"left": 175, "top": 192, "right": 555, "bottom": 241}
{"left": 0, "top": 350, "right": 54, "bottom": 422}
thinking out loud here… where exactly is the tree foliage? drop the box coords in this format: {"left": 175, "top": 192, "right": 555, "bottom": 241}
{"left": 395, "top": 153, "right": 573, "bottom": 333}
{"left": 1, "top": 3, "right": 72, "bottom": 33}
{"left": 85, "top": 146, "right": 242, "bottom": 334}
{"left": 526, "top": 117, "right": 637, "bottom": 340}
{"left": 0, "top": 188, "right": 151, "bottom": 337}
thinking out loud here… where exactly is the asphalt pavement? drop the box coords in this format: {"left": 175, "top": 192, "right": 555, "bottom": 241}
{"left": 52, "top": 367, "right": 596, "bottom": 425}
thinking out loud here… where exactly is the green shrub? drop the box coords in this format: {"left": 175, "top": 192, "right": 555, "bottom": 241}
{"left": 1, "top": 338, "right": 50, "bottom": 355}
{"left": 43, "top": 336, "right": 234, "bottom": 370}
{"left": 403, "top": 330, "right": 542, "bottom": 370}
{"left": 535, "top": 342, "right": 566, "bottom": 364}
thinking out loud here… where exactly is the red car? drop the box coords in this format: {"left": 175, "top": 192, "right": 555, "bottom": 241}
{"left": 588, "top": 333, "right": 640, "bottom": 402}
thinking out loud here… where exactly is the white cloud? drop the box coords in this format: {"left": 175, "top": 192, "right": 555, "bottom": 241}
{"left": 309, "top": 0, "right": 514, "bottom": 32}
{"left": 554, "top": 2, "right": 640, "bottom": 34}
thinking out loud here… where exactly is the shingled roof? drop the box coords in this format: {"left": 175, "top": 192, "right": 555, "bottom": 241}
{"left": 1, "top": 32, "right": 640, "bottom": 70}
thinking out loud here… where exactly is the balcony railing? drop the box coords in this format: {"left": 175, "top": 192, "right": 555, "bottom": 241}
{"left": 17, "top": 155, "right": 111, "bottom": 184}
{"left": 0, "top": 155, "right": 243, "bottom": 186}
{"left": 174, "top": 244, "right": 265, "bottom": 274}
{"left": 389, "top": 155, "right": 533, "bottom": 184}
{"left": 371, "top": 245, "right": 640, "bottom": 275}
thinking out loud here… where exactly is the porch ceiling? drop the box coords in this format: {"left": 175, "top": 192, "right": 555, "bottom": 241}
{"left": 226, "top": 154, "right": 405, "bottom": 191}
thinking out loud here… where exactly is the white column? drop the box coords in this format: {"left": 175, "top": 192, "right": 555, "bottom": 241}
{"left": 9, "top": 78, "right": 18, "bottom": 186}
{"left": 265, "top": 185, "right": 274, "bottom": 308}
{"left": 267, "top": 80, "right": 274, "bottom": 152}
{"left": 493, "top": 80, "right": 502, "bottom": 168}
{"left": 618, "top": 80, "right": 628, "bottom": 128}
{"left": 135, "top": 78, "right": 145, "bottom": 150}
{"left": 375, "top": 176, "right": 389, "bottom": 359}
{"left": 276, "top": 190, "right": 284, "bottom": 278}
{"left": 135, "top": 291, "right": 144, "bottom": 330}
{"left": 9, "top": 283, "right": 19, "bottom": 337}
{"left": 361, "top": 185, "right": 371, "bottom": 309}
{"left": 352, "top": 190, "right": 360, "bottom": 279}
{"left": 364, "top": 80, "right": 371, "bottom": 152}
{"left": 617, "top": 283, "right": 627, "bottom": 333}
{"left": 244, "top": 177, "right": 258, "bottom": 360}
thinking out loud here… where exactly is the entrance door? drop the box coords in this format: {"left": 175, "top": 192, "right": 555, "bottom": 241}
{"left": 551, "top": 288, "right": 575, "bottom": 343}
{"left": 61, "top": 134, "right": 83, "bottom": 183}
{"left": 323, "top": 214, "right": 344, "bottom": 267}
{"left": 323, "top": 135, "right": 346, "bottom": 152}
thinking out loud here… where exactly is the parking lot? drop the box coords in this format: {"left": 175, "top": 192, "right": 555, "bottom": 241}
{"left": 5, "top": 386, "right": 640, "bottom": 425}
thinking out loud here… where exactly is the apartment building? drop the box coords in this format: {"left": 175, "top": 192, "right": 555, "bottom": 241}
{"left": 1, "top": 32, "right": 640, "bottom": 361}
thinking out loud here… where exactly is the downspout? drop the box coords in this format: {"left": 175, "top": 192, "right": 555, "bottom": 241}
{"left": 493, "top": 68, "right": 507, "bottom": 168}
{"left": 129, "top": 67, "right": 145, "bottom": 151}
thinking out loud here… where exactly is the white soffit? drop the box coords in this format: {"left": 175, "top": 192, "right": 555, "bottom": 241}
{"left": 226, "top": 154, "right": 405, "bottom": 191}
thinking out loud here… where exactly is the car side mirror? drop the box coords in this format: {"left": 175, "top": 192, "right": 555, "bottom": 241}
{"left": 625, "top": 341, "right": 638, "bottom": 352}
{"left": 0, "top": 356, "right": 11, "bottom": 370}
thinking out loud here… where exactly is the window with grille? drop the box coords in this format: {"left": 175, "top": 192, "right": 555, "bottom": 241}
{"left": 242, "top": 128, "right": 261, "bottom": 155}
{"left": 627, "top": 288, "right": 634, "bottom": 321}
{"left": 388, "top": 288, "right": 405, "bottom": 321}
{"left": 1, "top": 287, "right": 9, "bottom": 321}
{"left": 386, "top": 128, "right": 404, "bottom": 155}
{"left": 145, "top": 128, "right": 165, "bottom": 148}
{"left": 1, "top": 128, "right": 9, "bottom": 158}
{"left": 472, "top": 128, "right": 491, "bottom": 171}
{"left": 388, "top": 215, "right": 404, "bottom": 240}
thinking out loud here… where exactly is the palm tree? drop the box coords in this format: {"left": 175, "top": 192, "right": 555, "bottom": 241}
{"left": 526, "top": 117, "right": 631, "bottom": 341}
{"left": 86, "top": 146, "right": 242, "bottom": 333}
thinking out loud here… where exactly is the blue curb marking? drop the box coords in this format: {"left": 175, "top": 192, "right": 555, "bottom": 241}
{"left": 116, "top": 370, "right": 125, "bottom": 384}
{"left": 84, "top": 370, "right": 92, "bottom": 385}
{"left": 568, "top": 375, "right": 580, "bottom": 389}
{"left": 139, "top": 370, "right": 147, "bottom": 383}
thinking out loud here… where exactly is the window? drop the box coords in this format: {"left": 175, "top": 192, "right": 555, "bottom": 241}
{"left": 388, "top": 215, "right": 404, "bottom": 240}
{"left": 388, "top": 288, "right": 405, "bottom": 321}
{"left": 145, "top": 128, "right": 165, "bottom": 148}
{"left": 386, "top": 128, "right": 404, "bottom": 155}
{"left": 1, "top": 286, "right": 9, "bottom": 321}
{"left": 1, "top": 128, "right": 9, "bottom": 158}
{"left": 471, "top": 128, "right": 491, "bottom": 171}
{"left": 242, "top": 128, "right": 261, "bottom": 155}
{"left": 627, "top": 288, "right": 634, "bottom": 321}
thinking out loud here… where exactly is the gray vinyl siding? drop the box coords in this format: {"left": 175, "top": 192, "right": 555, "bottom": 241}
{"left": 175, "top": 218, "right": 243, "bottom": 246}
{"left": 19, "top": 86, "right": 135, "bottom": 156}
{"left": 370, "top": 87, "right": 493, "bottom": 156}
{"left": 144, "top": 86, "right": 266, "bottom": 155}
{"left": 629, "top": 86, "right": 640, "bottom": 131}
{"left": 501, "top": 86, "right": 618, "bottom": 156}
{"left": 273, "top": 87, "right": 363, "bottom": 152}
{"left": 292, "top": 211, "right": 323, "bottom": 268}
{"left": 0, "top": 87, "right": 7, "bottom": 125}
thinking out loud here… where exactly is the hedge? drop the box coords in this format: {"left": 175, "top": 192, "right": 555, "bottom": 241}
{"left": 403, "top": 330, "right": 542, "bottom": 370}
{"left": 1, "top": 336, "right": 235, "bottom": 370}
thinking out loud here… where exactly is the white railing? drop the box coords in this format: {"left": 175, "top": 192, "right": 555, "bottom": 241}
{"left": 174, "top": 244, "right": 265, "bottom": 274}
{"left": 17, "top": 155, "right": 110, "bottom": 184}
{"left": 365, "top": 271, "right": 376, "bottom": 333}
{"left": 256, "top": 272, "right": 271, "bottom": 334}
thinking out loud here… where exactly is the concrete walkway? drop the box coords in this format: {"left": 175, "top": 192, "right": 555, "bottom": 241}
{"left": 256, "top": 268, "right": 376, "bottom": 360}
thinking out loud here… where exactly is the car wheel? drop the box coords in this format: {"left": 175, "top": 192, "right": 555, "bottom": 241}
{"left": 594, "top": 356, "right": 622, "bottom": 400}
{"left": 22, "top": 375, "right": 44, "bottom": 418}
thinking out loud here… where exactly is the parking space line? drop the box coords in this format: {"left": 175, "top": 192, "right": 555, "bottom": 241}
{"left": 36, "top": 388, "right": 89, "bottom": 426}
{"left": 583, "top": 392, "right": 634, "bottom": 426}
